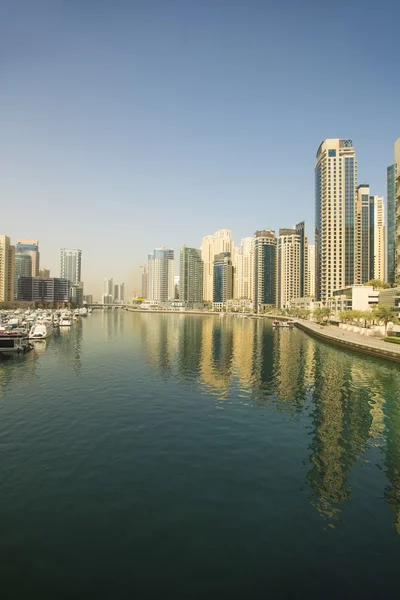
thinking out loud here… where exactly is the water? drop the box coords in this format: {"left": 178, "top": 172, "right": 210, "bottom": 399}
{"left": 1, "top": 311, "right": 400, "bottom": 598}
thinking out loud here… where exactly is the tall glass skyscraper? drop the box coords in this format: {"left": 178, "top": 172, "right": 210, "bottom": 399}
{"left": 179, "top": 246, "right": 203, "bottom": 304}
{"left": 212, "top": 252, "right": 233, "bottom": 303}
{"left": 315, "top": 139, "right": 357, "bottom": 302}
{"left": 147, "top": 247, "right": 175, "bottom": 302}
{"left": 253, "top": 229, "right": 277, "bottom": 311}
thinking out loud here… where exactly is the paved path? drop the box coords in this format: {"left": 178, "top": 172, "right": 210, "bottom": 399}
{"left": 295, "top": 319, "right": 400, "bottom": 363}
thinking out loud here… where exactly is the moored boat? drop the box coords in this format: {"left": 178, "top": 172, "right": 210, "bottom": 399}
{"left": 0, "top": 328, "right": 31, "bottom": 354}
{"left": 29, "top": 322, "right": 53, "bottom": 339}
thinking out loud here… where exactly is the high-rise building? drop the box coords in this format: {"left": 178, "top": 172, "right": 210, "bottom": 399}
{"left": 60, "top": 249, "right": 82, "bottom": 285}
{"left": 307, "top": 245, "right": 316, "bottom": 298}
{"left": 0, "top": 235, "right": 15, "bottom": 302}
{"left": 295, "top": 221, "right": 308, "bottom": 298}
{"left": 179, "top": 246, "right": 203, "bottom": 304}
{"left": 14, "top": 253, "right": 32, "bottom": 299}
{"left": 16, "top": 240, "right": 39, "bottom": 277}
{"left": 355, "top": 185, "right": 385, "bottom": 283}
{"left": 141, "top": 265, "right": 147, "bottom": 298}
{"left": 277, "top": 228, "right": 301, "bottom": 309}
{"left": 201, "top": 229, "right": 234, "bottom": 302}
{"left": 387, "top": 163, "right": 396, "bottom": 284}
{"left": 235, "top": 237, "right": 254, "bottom": 300}
{"left": 114, "top": 282, "right": 125, "bottom": 303}
{"left": 147, "top": 247, "right": 175, "bottom": 302}
{"left": 102, "top": 278, "right": 114, "bottom": 304}
{"left": 213, "top": 252, "right": 233, "bottom": 303}
{"left": 253, "top": 229, "right": 277, "bottom": 311}
{"left": 315, "top": 139, "right": 357, "bottom": 302}
{"left": 70, "top": 284, "right": 84, "bottom": 306}
{"left": 83, "top": 294, "right": 93, "bottom": 304}
{"left": 39, "top": 267, "right": 50, "bottom": 278}
{"left": 395, "top": 139, "right": 400, "bottom": 283}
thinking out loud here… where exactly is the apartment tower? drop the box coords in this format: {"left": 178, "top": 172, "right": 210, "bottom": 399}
{"left": 201, "top": 229, "right": 234, "bottom": 302}
{"left": 253, "top": 229, "right": 277, "bottom": 311}
{"left": 395, "top": 139, "right": 400, "bottom": 283}
{"left": 147, "top": 247, "right": 175, "bottom": 302}
{"left": 60, "top": 249, "right": 82, "bottom": 285}
{"left": 235, "top": 237, "right": 254, "bottom": 300}
{"left": 277, "top": 228, "right": 301, "bottom": 309}
{"left": 0, "top": 235, "right": 15, "bottom": 302}
{"left": 315, "top": 139, "right": 357, "bottom": 303}
{"left": 16, "top": 240, "right": 39, "bottom": 277}
{"left": 179, "top": 246, "right": 203, "bottom": 304}
{"left": 213, "top": 252, "right": 233, "bottom": 303}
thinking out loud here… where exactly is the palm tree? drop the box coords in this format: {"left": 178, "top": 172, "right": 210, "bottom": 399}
{"left": 373, "top": 306, "right": 397, "bottom": 336}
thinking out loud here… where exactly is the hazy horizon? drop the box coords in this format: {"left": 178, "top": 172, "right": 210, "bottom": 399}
{"left": 2, "top": 0, "right": 399, "bottom": 299}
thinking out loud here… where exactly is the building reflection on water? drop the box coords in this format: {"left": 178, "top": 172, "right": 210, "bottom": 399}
{"left": 136, "top": 313, "right": 400, "bottom": 531}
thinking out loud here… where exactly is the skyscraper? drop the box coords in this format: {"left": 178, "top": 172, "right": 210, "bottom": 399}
{"left": 213, "top": 252, "right": 233, "bottom": 303}
{"left": 0, "top": 235, "right": 15, "bottom": 302}
{"left": 60, "top": 249, "right": 82, "bottom": 285}
{"left": 141, "top": 265, "right": 147, "bottom": 298}
{"left": 201, "top": 229, "right": 234, "bottom": 302}
{"left": 295, "top": 221, "right": 308, "bottom": 298}
{"left": 147, "top": 247, "right": 175, "bottom": 302}
{"left": 307, "top": 245, "right": 316, "bottom": 298}
{"left": 102, "top": 278, "right": 114, "bottom": 304}
{"left": 277, "top": 228, "right": 301, "bottom": 309}
{"left": 253, "top": 229, "right": 277, "bottom": 311}
{"left": 14, "top": 253, "right": 32, "bottom": 299}
{"left": 395, "top": 139, "right": 400, "bottom": 284}
{"left": 315, "top": 139, "right": 357, "bottom": 302}
{"left": 16, "top": 239, "right": 39, "bottom": 277}
{"left": 179, "top": 246, "right": 203, "bottom": 304}
{"left": 387, "top": 163, "right": 396, "bottom": 284}
{"left": 355, "top": 185, "right": 385, "bottom": 283}
{"left": 114, "top": 282, "right": 125, "bottom": 303}
{"left": 235, "top": 237, "right": 254, "bottom": 300}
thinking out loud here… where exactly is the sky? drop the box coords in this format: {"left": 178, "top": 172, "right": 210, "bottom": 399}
{"left": 1, "top": 0, "right": 399, "bottom": 299}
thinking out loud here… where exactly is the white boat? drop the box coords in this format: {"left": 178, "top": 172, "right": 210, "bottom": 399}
{"left": 0, "top": 328, "right": 31, "bottom": 354}
{"left": 29, "top": 322, "right": 53, "bottom": 339}
{"left": 59, "top": 313, "right": 72, "bottom": 327}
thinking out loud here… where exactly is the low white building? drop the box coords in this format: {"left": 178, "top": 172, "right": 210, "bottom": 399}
{"left": 330, "top": 285, "right": 379, "bottom": 313}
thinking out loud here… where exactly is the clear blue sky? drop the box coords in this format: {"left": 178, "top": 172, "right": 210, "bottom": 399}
{"left": 1, "top": 0, "right": 399, "bottom": 298}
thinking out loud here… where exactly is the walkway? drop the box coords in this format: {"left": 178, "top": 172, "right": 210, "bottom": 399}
{"left": 295, "top": 320, "right": 400, "bottom": 364}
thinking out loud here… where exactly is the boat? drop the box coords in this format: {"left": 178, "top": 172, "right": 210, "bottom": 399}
{"left": 59, "top": 313, "right": 72, "bottom": 327}
{"left": 0, "top": 328, "right": 31, "bottom": 354}
{"left": 29, "top": 322, "right": 53, "bottom": 339}
{"left": 272, "top": 320, "right": 280, "bottom": 327}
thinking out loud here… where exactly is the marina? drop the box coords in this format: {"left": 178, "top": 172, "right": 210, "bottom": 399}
{"left": 1, "top": 311, "right": 400, "bottom": 597}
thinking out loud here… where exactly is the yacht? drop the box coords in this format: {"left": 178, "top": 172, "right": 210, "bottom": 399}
{"left": 59, "top": 313, "right": 72, "bottom": 327}
{"left": 0, "top": 327, "right": 30, "bottom": 354}
{"left": 29, "top": 322, "right": 53, "bottom": 339}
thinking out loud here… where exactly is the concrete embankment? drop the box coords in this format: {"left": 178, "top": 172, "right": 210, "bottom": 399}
{"left": 295, "top": 320, "right": 400, "bottom": 365}
{"left": 124, "top": 308, "right": 220, "bottom": 316}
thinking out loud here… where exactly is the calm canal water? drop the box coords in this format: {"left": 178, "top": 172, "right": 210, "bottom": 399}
{"left": 1, "top": 311, "right": 400, "bottom": 598}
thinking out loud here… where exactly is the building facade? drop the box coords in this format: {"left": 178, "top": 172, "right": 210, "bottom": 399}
{"left": 16, "top": 240, "right": 39, "bottom": 277}
{"left": 355, "top": 185, "right": 385, "bottom": 283}
{"left": 213, "top": 252, "right": 233, "bottom": 303}
{"left": 235, "top": 237, "right": 254, "bottom": 300}
{"left": 387, "top": 163, "right": 396, "bottom": 284}
{"left": 0, "top": 235, "right": 15, "bottom": 302}
{"left": 277, "top": 228, "right": 301, "bottom": 309}
{"left": 315, "top": 139, "right": 357, "bottom": 303}
{"left": 179, "top": 246, "right": 203, "bottom": 304}
{"left": 114, "top": 282, "right": 125, "bottom": 303}
{"left": 395, "top": 139, "right": 400, "bottom": 283}
{"left": 102, "top": 278, "right": 114, "bottom": 304}
{"left": 60, "top": 249, "right": 82, "bottom": 285}
{"left": 253, "top": 229, "right": 277, "bottom": 311}
{"left": 39, "top": 267, "right": 50, "bottom": 278}
{"left": 307, "top": 244, "right": 316, "bottom": 298}
{"left": 201, "top": 229, "right": 234, "bottom": 302}
{"left": 17, "top": 277, "right": 70, "bottom": 304}
{"left": 14, "top": 253, "right": 32, "bottom": 299}
{"left": 147, "top": 247, "right": 175, "bottom": 302}
{"left": 141, "top": 265, "right": 147, "bottom": 298}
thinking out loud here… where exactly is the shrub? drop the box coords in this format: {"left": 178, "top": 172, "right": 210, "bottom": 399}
{"left": 384, "top": 337, "right": 400, "bottom": 345}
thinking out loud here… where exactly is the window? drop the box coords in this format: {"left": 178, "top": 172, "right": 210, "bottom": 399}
{"left": 328, "top": 149, "right": 336, "bottom": 157}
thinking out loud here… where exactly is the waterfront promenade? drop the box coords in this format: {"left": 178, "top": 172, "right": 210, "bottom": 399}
{"left": 295, "top": 319, "right": 400, "bottom": 364}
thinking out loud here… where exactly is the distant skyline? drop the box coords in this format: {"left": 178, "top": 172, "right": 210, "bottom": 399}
{"left": 1, "top": 0, "right": 399, "bottom": 297}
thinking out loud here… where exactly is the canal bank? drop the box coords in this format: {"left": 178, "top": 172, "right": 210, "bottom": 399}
{"left": 295, "top": 319, "right": 400, "bottom": 364}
